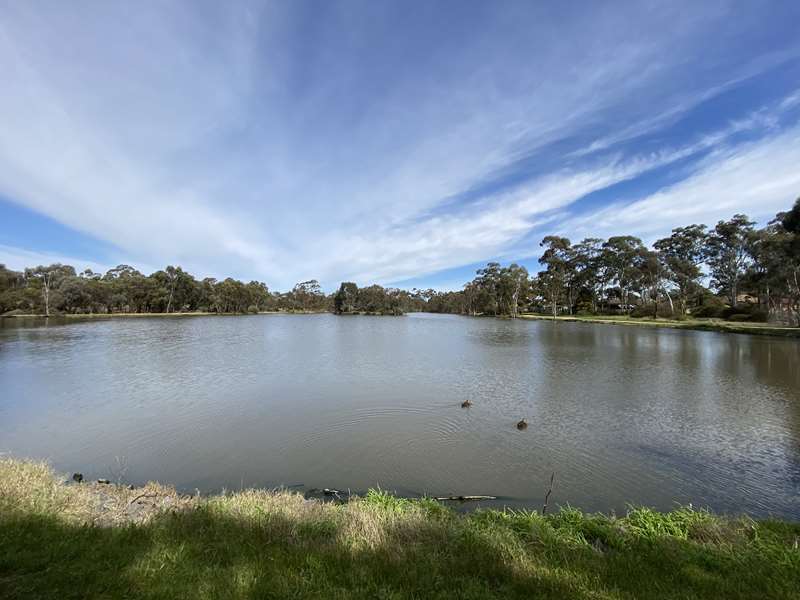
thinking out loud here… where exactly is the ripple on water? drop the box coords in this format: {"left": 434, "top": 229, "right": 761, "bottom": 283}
{"left": 0, "top": 314, "right": 798, "bottom": 519}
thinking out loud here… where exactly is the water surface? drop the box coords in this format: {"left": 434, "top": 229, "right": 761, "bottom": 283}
{"left": 1, "top": 313, "right": 798, "bottom": 518}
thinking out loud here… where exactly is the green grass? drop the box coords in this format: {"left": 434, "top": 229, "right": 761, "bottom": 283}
{"left": 519, "top": 313, "right": 800, "bottom": 337}
{"left": 1, "top": 459, "right": 798, "bottom": 599}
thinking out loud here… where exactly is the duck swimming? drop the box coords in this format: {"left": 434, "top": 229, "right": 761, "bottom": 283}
{"left": 516, "top": 419, "right": 528, "bottom": 430}
{"left": 461, "top": 400, "right": 472, "bottom": 408}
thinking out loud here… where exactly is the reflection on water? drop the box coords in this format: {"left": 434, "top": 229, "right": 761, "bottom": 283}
{"left": 1, "top": 314, "right": 798, "bottom": 518}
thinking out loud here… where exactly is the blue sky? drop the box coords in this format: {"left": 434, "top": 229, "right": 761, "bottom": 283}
{"left": 1, "top": 1, "right": 799, "bottom": 291}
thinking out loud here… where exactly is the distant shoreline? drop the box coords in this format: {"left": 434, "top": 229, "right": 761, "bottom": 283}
{"left": 0, "top": 310, "right": 327, "bottom": 319}
{"left": 3, "top": 310, "right": 799, "bottom": 337}
{"left": 519, "top": 313, "right": 800, "bottom": 337}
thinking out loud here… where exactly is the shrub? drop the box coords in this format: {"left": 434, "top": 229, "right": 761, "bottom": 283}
{"left": 630, "top": 304, "right": 676, "bottom": 319}
{"left": 247, "top": 305, "right": 259, "bottom": 314}
{"left": 727, "top": 313, "right": 752, "bottom": 322}
{"left": 692, "top": 304, "right": 725, "bottom": 318}
{"left": 721, "top": 305, "right": 768, "bottom": 322}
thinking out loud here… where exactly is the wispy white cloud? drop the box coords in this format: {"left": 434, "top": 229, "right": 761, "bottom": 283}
{"left": 315, "top": 152, "right": 700, "bottom": 283}
{"left": 559, "top": 125, "right": 800, "bottom": 245}
{"left": 0, "top": 2, "right": 797, "bottom": 288}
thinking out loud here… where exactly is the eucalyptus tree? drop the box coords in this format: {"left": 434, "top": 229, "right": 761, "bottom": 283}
{"left": 128, "top": 276, "right": 158, "bottom": 313}
{"left": 783, "top": 197, "right": 800, "bottom": 234}
{"left": 653, "top": 225, "right": 707, "bottom": 315}
{"left": 102, "top": 265, "right": 146, "bottom": 312}
{"left": 704, "top": 215, "right": 756, "bottom": 307}
{"left": 334, "top": 282, "right": 359, "bottom": 313}
{"left": 166, "top": 267, "right": 202, "bottom": 312}
{"left": 538, "top": 236, "right": 572, "bottom": 316}
{"left": 457, "top": 262, "right": 532, "bottom": 316}
{"left": 103, "top": 264, "right": 143, "bottom": 280}
{"left": 80, "top": 269, "right": 101, "bottom": 280}
{"left": 0, "top": 264, "right": 22, "bottom": 293}
{"left": 601, "top": 236, "right": 645, "bottom": 312}
{"left": 462, "top": 280, "right": 480, "bottom": 316}
{"left": 402, "top": 288, "right": 434, "bottom": 313}
{"left": 748, "top": 199, "right": 800, "bottom": 324}
{"left": 426, "top": 288, "right": 467, "bottom": 314}
{"left": 85, "top": 276, "right": 111, "bottom": 312}
{"left": 214, "top": 278, "right": 251, "bottom": 313}
{"left": 499, "top": 263, "right": 529, "bottom": 318}
{"left": 292, "top": 280, "right": 326, "bottom": 311}
{"left": 246, "top": 281, "right": 271, "bottom": 312}
{"left": 781, "top": 198, "right": 800, "bottom": 324}
{"left": 163, "top": 266, "right": 179, "bottom": 313}
{"left": 535, "top": 269, "right": 563, "bottom": 318}
{"left": 571, "top": 238, "right": 604, "bottom": 312}
{"left": 58, "top": 275, "right": 92, "bottom": 313}
{"left": 355, "top": 284, "right": 398, "bottom": 314}
{"left": 0, "top": 265, "right": 23, "bottom": 313}
{"left": 637, "top": 249, "right": 673, "bottom": 317}
{"left": 474, "top": 262, "right": 503, "bottom": 315}
{"left": 24, "top": 264, "right": 76, "bottom": 316}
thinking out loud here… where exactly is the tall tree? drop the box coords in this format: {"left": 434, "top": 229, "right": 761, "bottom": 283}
{"left": 654, "top": 225, "right": 706, "bottom": 315}
{"left": 601, "top": 236, "right": 645, "bottom": 312}
{"left": 750, "top": 198, "right": 800, "bottom": 325}
{"left": 292, "top": 280, "right": 325, "bottom": 311}
{"left": 246, "top": 281, "right": 271, "bottom": 312}
{"left": 474, "top": 262, "right": 503, "bottom": 315}
{"left": 704, "top": 215, "right": 756, "bottom": 307}
{"left": 164, "top": 266, "right": 179, "bottom": 313}
{"left": 24, "top": 264, "right": 75, "bottom": 316}
{"left": 538, "top": 236, "right": 572, "bottom": 317}
{"left": 638, "top": 249, "right": 670, "bottom": 318}
{"left": 499, "top": 264, "right": 529, "bottom": 318}
{"left": 0, "top": 264, "right": 22, "bottom": 293}
{"left": 571, "top": 238, "right": 604, "bottom": 313}
{"left": 781, "top": 198, "right": 800, "bottom": 325}
{"left": 334, "top": 282, "right": 359, "bottom": 313}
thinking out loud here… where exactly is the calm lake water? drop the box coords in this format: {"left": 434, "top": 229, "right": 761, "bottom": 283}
{"left": 1, "top": 313, "right": 799, "bottom": 518}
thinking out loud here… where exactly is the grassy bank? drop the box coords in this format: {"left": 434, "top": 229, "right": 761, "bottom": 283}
{"left": 1, "top": 459, "right": 798, "bottom": 599}
{"left": 520, "top": 313, "right": 800, "bottom": 337}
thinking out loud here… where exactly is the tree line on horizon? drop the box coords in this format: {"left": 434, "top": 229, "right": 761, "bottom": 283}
{"left": 0, "top": 263, "right": 422, "bottom": 317}
{"left": 1, "top": 198, "right": 798, "bottom": 325}
{"left": 424, "top": 197, "right": 800, "bottom": 326}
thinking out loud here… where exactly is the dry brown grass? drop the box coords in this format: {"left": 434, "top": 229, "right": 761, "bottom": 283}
{"left": 0, "top": 457, "right": 194, "bottom": 526}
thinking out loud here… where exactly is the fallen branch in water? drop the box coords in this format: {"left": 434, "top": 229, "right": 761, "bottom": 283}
{"left": 542, "top": 471, "right": 555, "bottom": 515}
{"left": 435, "top": 495, "right": 496, "bottom": 502}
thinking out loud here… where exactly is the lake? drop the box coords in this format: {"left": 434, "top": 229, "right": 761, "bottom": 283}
{"left": 1, "top": 313, "right": 798, "bottom": 518}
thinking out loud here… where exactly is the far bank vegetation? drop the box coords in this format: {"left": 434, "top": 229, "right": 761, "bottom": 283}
{"left": 2, "top": 198, "right": 799, "bottom": 325}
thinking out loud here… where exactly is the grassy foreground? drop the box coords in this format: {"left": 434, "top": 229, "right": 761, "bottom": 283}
{"left": 0, "top": 459, "right": 798, "bottom": 599}
{"left": 520, "top": 313, "right": 800, "bottom": 337}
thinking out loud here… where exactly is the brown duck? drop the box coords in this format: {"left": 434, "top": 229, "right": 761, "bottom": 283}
{"left": 516, "top": 419, "right": 528, "bottom": 430}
